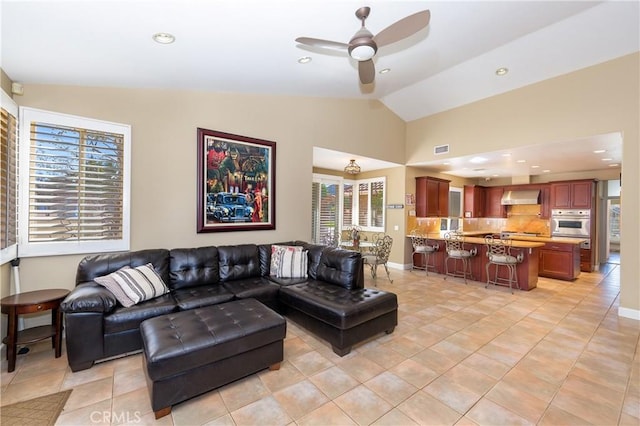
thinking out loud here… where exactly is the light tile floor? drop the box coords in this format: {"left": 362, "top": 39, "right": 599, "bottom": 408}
{"left": 1, "top": 262, "right": 638, "bottom": 425}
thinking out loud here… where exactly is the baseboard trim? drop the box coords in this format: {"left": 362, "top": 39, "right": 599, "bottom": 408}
{"left": 618, "top": 307, "right": 640, "bottom": 321}
{"left": 386, "top": 262, "right": 413, "bottom": 271}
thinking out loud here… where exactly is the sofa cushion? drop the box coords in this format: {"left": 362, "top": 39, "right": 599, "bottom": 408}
{"left": 172, "top": 285, "right": 234, "bottom": 310}
{"left": 316, "top": 247, "right": 362, "bottom": 290}
{"left": 270, "top": 245, "right": 308, "bottom": 278}
{"left": 218, "top": 244, "right": 261, "bottom": 282}
{"left": 222, "top": 277, "right": 281, "bottom": 303}
{"left": 104, "top": 293, "right": 177, "bottom": 334}
{"left": 279, "top": 281, "right": 398, "bottom": 329}
{"left": 169, "top": 246, "right": 219, "bottom": 290}
{"left": 76, "top": 249, "right": 170, "bottom": 285}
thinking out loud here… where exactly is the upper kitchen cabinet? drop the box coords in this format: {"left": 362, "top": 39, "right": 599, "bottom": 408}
{"left": 416, "top": 177, "right": 450, "bottom": 217}
{"left": 550, "top": 180, "right": 595, "bottom": 209}
{"left": 464, "top": 185, "right": 485, "bottom": 218}
{"left": 484, "top": 186, "right": 506, "bottom": 218}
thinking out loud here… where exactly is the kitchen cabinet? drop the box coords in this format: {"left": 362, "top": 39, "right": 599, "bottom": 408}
{"left": 539, "top": 184, "right": 551, "bottom": 219}
{"left": 484, "top": 186, "right": 506, "bottom": 218}
{"left": 580, "top": 248, "right": 593, "bottom": 272}
{"left": 539, "top": 242, "right": 580, "bottom": 280}
{"left": 550, "top": 180, "right": 595, "bottom": 209}
{"left": 416, "top": 177, "right": 450, "bottom": 217}
{"left": 464, "top": 185, "right": 485, "bottom": 218}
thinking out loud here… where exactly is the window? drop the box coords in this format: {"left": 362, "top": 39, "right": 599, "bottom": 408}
{"left": 311, "top": 176, "right": 340, "bottom": 245}
{"left": 312, "top": 174, "right": 385, "bottom": 244}
{"left": 355, "top": 178, "right": 385, "bottom": 230}
{"left": 1, "top": 91, "right": 18, "bottom": 264}
{"left": 18, "top": 107, "right": 131, "bottom": 257}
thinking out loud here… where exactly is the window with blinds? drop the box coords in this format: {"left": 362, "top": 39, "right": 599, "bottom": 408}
{"left": 311, "top": 180, "right": 339, "bottom": 245}
{"left": 312, "top": 174, "right": 385, "bottom": 244}
{"left": 1, "top": 92, "right": 18, "bottom": 264}
{"left": 19, "top": 107, "right": 131, "bottom": 257}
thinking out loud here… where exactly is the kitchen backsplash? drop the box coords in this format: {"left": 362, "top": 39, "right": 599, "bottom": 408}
{"left": 407, "top": 204, "right": 551, "bottom": 236}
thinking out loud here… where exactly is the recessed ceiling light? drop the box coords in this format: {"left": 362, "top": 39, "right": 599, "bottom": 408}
{"left": 601, "top": 158, "right": 613, "bottom": 161}
{"left": 469, "top": 156, "right": 488, "bottom": 164}
{"left": 516, "top": 159, "right": 526, "bottom": 163}
{"left": 609, "top": 163, "right": 619, "bottom": 167}
{"left": 593, "top": 149, "right": 606, "bottom": 154}
{"left": 492, "top": 174, "right": 499, "bottom": 177}
{"left": 531, "top": 165, "right": 540, "bottom": 168}
{"left": 443, "top": 162, "right": 450, "bottom": 165}
{"left": 501, "top": 153, "right": 511, "bottom": 157}
{"left": 379, "top": 68, "right": 391, "bottom": 74}
{"left": 543, "top": 169, "right": 551, "bottom": 173}
{"left": 298, "top": 56, "right": 312, "bottom": 64}
{"left": 495, "top": 67, "right": 509, "bottom": 76}
{"left": 152, "top": 32, "right": 175, "bottom": 44}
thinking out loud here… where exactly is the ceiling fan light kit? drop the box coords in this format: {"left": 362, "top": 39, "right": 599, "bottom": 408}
{"left": 295, "top": 6, "right": 430, "bottom": 85}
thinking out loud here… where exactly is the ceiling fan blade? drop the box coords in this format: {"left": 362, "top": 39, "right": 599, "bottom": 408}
{"left": 373, "top": 10, "right": 430, "bottom": 48}
{"left": 358, "top": 59, "right": 375, "bottom": 85}
{"left": 295, "top": 37, "right": 349, "bottom": 52}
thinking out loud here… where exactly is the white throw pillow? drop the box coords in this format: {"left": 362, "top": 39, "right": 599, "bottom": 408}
{"left": 95, "top": 263, "right": 169, "bottom": 307}
{"left": 270, "top": 245, "right": 308, "bottom": 278}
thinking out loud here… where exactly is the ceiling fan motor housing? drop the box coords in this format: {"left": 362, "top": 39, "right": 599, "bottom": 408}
{"left": 348, "top": 28, "right": 377, "bottom": 61}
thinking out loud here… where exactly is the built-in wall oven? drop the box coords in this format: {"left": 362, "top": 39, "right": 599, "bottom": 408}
{"left": 551, "top": 209, "right": 590, "bottom": 238}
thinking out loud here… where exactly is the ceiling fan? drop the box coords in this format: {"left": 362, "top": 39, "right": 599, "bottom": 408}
{"left": 295, "top": 7, "right": 431, "bottom": 85}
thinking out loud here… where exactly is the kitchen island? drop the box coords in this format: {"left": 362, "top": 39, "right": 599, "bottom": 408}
{"left": 409, "top": 233, "right": 544, "bottom": 290}
{"left": 409, "top": 232, "right": 586, "bottom": 287}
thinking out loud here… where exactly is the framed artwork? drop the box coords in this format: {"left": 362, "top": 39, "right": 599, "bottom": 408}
{"left": 197, "top": 128, "right": 276, "bottom": 233}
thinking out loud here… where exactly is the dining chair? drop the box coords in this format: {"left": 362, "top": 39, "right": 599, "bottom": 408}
{"left": 362, "top": 234, "right": 393, "bottom": 284}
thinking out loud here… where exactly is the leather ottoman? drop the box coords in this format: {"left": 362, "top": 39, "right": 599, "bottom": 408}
{"left": 278, "top": 282, "right": 397, "bottom": 356}
{"left": 140, "top": 298, "right": 286, "bottom": 419}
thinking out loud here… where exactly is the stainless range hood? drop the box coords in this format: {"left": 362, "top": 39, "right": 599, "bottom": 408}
{"left": 500, "top": 190, "right": 540, "bottom": 205}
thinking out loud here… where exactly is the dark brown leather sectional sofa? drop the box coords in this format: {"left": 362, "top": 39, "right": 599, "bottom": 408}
{"left": 61, "top": 241, "right": 398, "bottom": 372}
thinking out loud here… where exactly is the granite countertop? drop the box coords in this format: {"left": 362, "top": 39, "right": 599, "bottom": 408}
{"left": 406, "top": 232, "right": 586, "bottom": 246}
{"left": 406, "top": 232, "right": 545, "bottom": 248}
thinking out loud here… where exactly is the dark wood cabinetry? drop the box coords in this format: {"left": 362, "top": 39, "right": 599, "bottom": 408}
{"left": 539, "top": 184, "right": 551, "bottom": 219}
{"left": 580, "top": 248, "right": 593, "bottom": 272}
{"left": 539, "top": 242, "right": 580, "bottom": 280}
{"left": 463, "top": 185, "right": 485, "bottom": 218}
{"left": 484, "top": 187, "right": 506, "bottom": 218}
{"left": 550, "top": 180, "right": 595, "bottom": 209}
{"left": 416, "top": 177, "right": 450, "bottom": 217}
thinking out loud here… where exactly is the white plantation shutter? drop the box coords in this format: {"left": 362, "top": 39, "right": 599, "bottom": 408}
{"left": 19, "top": 107, "right": 130, "bottom": 257}
{"left": 1, "top": 91, "right": 18, "bottom": 264}
{"left": 311, "top": 179, "right": 339, "bottom": 245}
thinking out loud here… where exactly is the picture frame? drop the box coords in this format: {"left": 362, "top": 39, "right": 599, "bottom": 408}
{"left": 197, "top": 128, "right": 276, "bottom": 233}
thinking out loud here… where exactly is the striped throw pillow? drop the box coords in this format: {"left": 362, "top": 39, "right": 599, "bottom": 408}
{"left": 270, "top": 245, "right": 308, "bottom": 278}
{"left": 96, "top": 263, "right": 169, "bottom": 307}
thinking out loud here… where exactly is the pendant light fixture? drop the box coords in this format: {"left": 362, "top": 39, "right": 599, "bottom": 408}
{"left": 344, "top": 159, "right": 361, "bottom": 174}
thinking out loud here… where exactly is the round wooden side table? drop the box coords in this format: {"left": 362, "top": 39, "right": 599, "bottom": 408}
{"left": 1, "top": 289, "right": 69, "bottom": 372}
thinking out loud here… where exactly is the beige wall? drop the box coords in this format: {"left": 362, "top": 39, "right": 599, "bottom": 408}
{"left": 407, "top": 53, "right": 640, "bottom": 315}
{"left": 4, "top": 86, "right": 405, "bottom": 301}
{"left": 1, "top": 52, "right": 638, "bottom": 327}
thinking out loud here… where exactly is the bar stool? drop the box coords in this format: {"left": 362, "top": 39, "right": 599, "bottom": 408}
{"left": 409, "top": 231, "right": 439, "bottom": 276}
{"left": 485, "top": 234, "right": 523, "bottom": 293}
{"left": 443, "top": 232, "right": 477, "bottom": 284}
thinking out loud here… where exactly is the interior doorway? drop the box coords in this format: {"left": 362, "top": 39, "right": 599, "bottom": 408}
{"left": 607, "top": 198, "right": 620, "bottom": 264}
